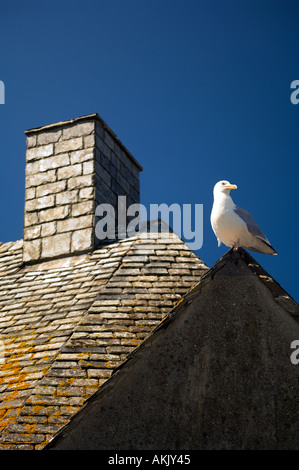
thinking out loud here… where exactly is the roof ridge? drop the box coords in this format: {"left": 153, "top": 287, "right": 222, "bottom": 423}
{"left": 199, "top": 248, "right": 299, "bottom": 318}
{"left": 109, "top": 247, "right": 299, "bottom": 377}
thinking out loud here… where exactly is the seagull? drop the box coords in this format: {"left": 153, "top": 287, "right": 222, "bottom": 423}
{"left": 211, "top": 180, "right": 277, "bottom": 255}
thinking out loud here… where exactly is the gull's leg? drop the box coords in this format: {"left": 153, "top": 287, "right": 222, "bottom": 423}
{"left": 233, "top": 238, "right": 240, "bottom": 251}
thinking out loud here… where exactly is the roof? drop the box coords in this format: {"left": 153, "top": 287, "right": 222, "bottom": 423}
{"left": 0, "top": 232, "right": 207, "bottom": 449}
{"left": 46, "top": 248, "right": 299, "bottom": 450}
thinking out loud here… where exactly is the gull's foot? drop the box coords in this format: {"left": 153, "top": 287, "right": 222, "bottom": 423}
{"left": 233, "top": 238, "right": 240, "bottom": 251}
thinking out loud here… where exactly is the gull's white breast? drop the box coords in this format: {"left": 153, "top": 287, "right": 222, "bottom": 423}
{"left": 211, "top": 197, "right": 248, "bottom": 248}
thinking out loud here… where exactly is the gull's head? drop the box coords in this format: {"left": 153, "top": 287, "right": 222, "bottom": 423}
{"left": 213, "top": 180, "right": 237, "bottom": 197}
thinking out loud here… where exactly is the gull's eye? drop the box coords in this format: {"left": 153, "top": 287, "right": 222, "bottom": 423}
{"left": 222, "top": 182, "right": 226, "bottom": 185}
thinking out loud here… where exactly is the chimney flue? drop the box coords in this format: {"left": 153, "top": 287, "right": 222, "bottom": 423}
{"left": 23, "top": 113, "right": 142, "bottom": 263}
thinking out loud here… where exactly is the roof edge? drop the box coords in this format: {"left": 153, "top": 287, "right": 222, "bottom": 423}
{"left": 106, "top": 248, "right": 299, "bottom": 376}
{"left": 45, "top": 247, "right": 298, "bottom": 449}
{"left": 204, "top": 248, "right": 299, "bottom": 317}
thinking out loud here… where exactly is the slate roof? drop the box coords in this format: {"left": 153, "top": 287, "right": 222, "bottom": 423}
{"left": 46, "top": 248, "right": 299, "bottom": 450}
{"left": 0, "top": 232, "right": 208, "bottom": 449}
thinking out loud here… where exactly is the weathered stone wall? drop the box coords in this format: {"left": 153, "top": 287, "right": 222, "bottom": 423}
{"left": 23, "top": 114, "right": 141, "bottom": 263}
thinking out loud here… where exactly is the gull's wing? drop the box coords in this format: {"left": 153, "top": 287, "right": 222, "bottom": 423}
{"left": 234, "top": 206, "right": 272, "bottom": 246}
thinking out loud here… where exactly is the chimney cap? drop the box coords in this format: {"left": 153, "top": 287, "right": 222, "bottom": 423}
{"left": 24, "top": 112, "right": 143, "bottom": 172}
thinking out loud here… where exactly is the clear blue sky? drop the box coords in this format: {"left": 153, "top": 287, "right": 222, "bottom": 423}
{"left": 0, "top": 0, "right": 298, "bottom": 300}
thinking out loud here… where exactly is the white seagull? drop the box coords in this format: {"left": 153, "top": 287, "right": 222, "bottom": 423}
{"left": 211, "top": 180, "right": 277, "bottom": 255}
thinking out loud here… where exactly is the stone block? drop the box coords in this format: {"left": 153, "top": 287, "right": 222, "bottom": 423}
{"left": 36, "top": 181, "right": 67, "bottom": 198}
{"left": 26, "top": 135, "right": 37, "bottom": 148}
{"left": 71, "top": 228, "right": 93, "bottom": 253}
{"left": 118, "top": 149, "right": 140, "bottom": 179}
{"left": 41, "top": 233, "right": 71, "bottom": 258}
{"left": 120, "top": 162, "right": 139, "bottom": 189}
{"left": 95, "top": 121, "right": 105, "bottom": 139}
{"left": 56, "top": 215, "right": 93, "bottom": 233}
{"left": 83, "top": 161, "right": 93, "bottom": 175}
{"left": 67, "top": 175, "right": 93, "bottom": 190}
{"left": 26, "top": 195, "right": 55, "bottom": 212}
{"left": 70, "top": 149, "right": 94, "bottom": 165}
{"left": 26, "top": 144, "right": 54, "bottom": 161}
{"left": 23, "top": 239, "right": 41, "bottom": 263}
{"left": 55, "top": 137, "right": 83, "bottom": 154}
{"left": 26, "top": 170, "right": 56, "bottom": 188}
{"left": 25, "top": 187, "right": 36, "bottom": 200}
{"left": 56, "top": 190, "right": 78, "bottom": 206}
{"left": 41, "top": 222, "right": 56, "bottom": 237}
{"left": 39, "top": 206, "right": 70, "bottom": 223}
{"left": 72, "top": 201, "right": 94, "bottom": 217}
{"left": 24, "top": 211, "right": 39, "bottom": 227}
{"left": 95, "top": 184, "right": 117, "bottom": 206}
{"left": 37, "top": 130, "right": 62, "bottom": 145}
{"left": 111, "top": 178, "right": 124, "bottom": 196}
{"left": 26, "top": 161, "right": 39, "bottom": 175}
{"left": 62, "top": 122, "right": 95, "bottom": 140}
{"left": 24, "top": 225, "right": 41, "bottom": 240}
{"left": 115, "top": 171, "right": 131, "bottom": 194}
{"left": 79, "top": 187, "right": 94, "bottom": 200}
{"left": 98, "top": 151, "right": 117, "bottom": 179}
{"left": 38, "top": 154, "right": 69, "bottom": 172}
{"left": 103, "top": 130, "right": 115, "bottom": 151}
{"left": 95, "top": 135, "right": 110, "bottom": 156}
{"left": 95, "top": 161, "right": 112, "bottom": 186}
{"left": 110, "top": 151, "right": 121, "bottom": 170}
{"left": 84, "top": 135, "right": 95, "bottom": 148}
{"left": 57, "top": 164, "right": 82, "bottom": 180}
{"left": 129, "top": 184, "right": 140, "bottom": 203}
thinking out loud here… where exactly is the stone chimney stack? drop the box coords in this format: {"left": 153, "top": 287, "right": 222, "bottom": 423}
{"left": 23, "top": 113, "right": 142, "bottom": 263}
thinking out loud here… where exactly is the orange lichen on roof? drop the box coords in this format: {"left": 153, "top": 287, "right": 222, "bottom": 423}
{"left": 0, "top": 345, "right": 32, "bottom": 433}
{"left": 0, "top": 234, "right": 208, "bottom": 449}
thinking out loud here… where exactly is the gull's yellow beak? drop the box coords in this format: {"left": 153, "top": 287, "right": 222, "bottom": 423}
{"left": 227, "top": 184, "right": 237, "bottom": 190}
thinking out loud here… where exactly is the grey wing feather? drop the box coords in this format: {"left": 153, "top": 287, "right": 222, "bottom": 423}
{"left": 234, "top": 206, "right": 270, "bottom": 243}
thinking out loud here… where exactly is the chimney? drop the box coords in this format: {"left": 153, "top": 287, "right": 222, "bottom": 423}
{"left": 23, "top": 113, "right": 142, "bottom": 263}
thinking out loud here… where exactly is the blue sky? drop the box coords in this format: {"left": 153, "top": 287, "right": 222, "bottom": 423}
{"left": 0, "top": 0, "right": 298, "bottom": 300}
